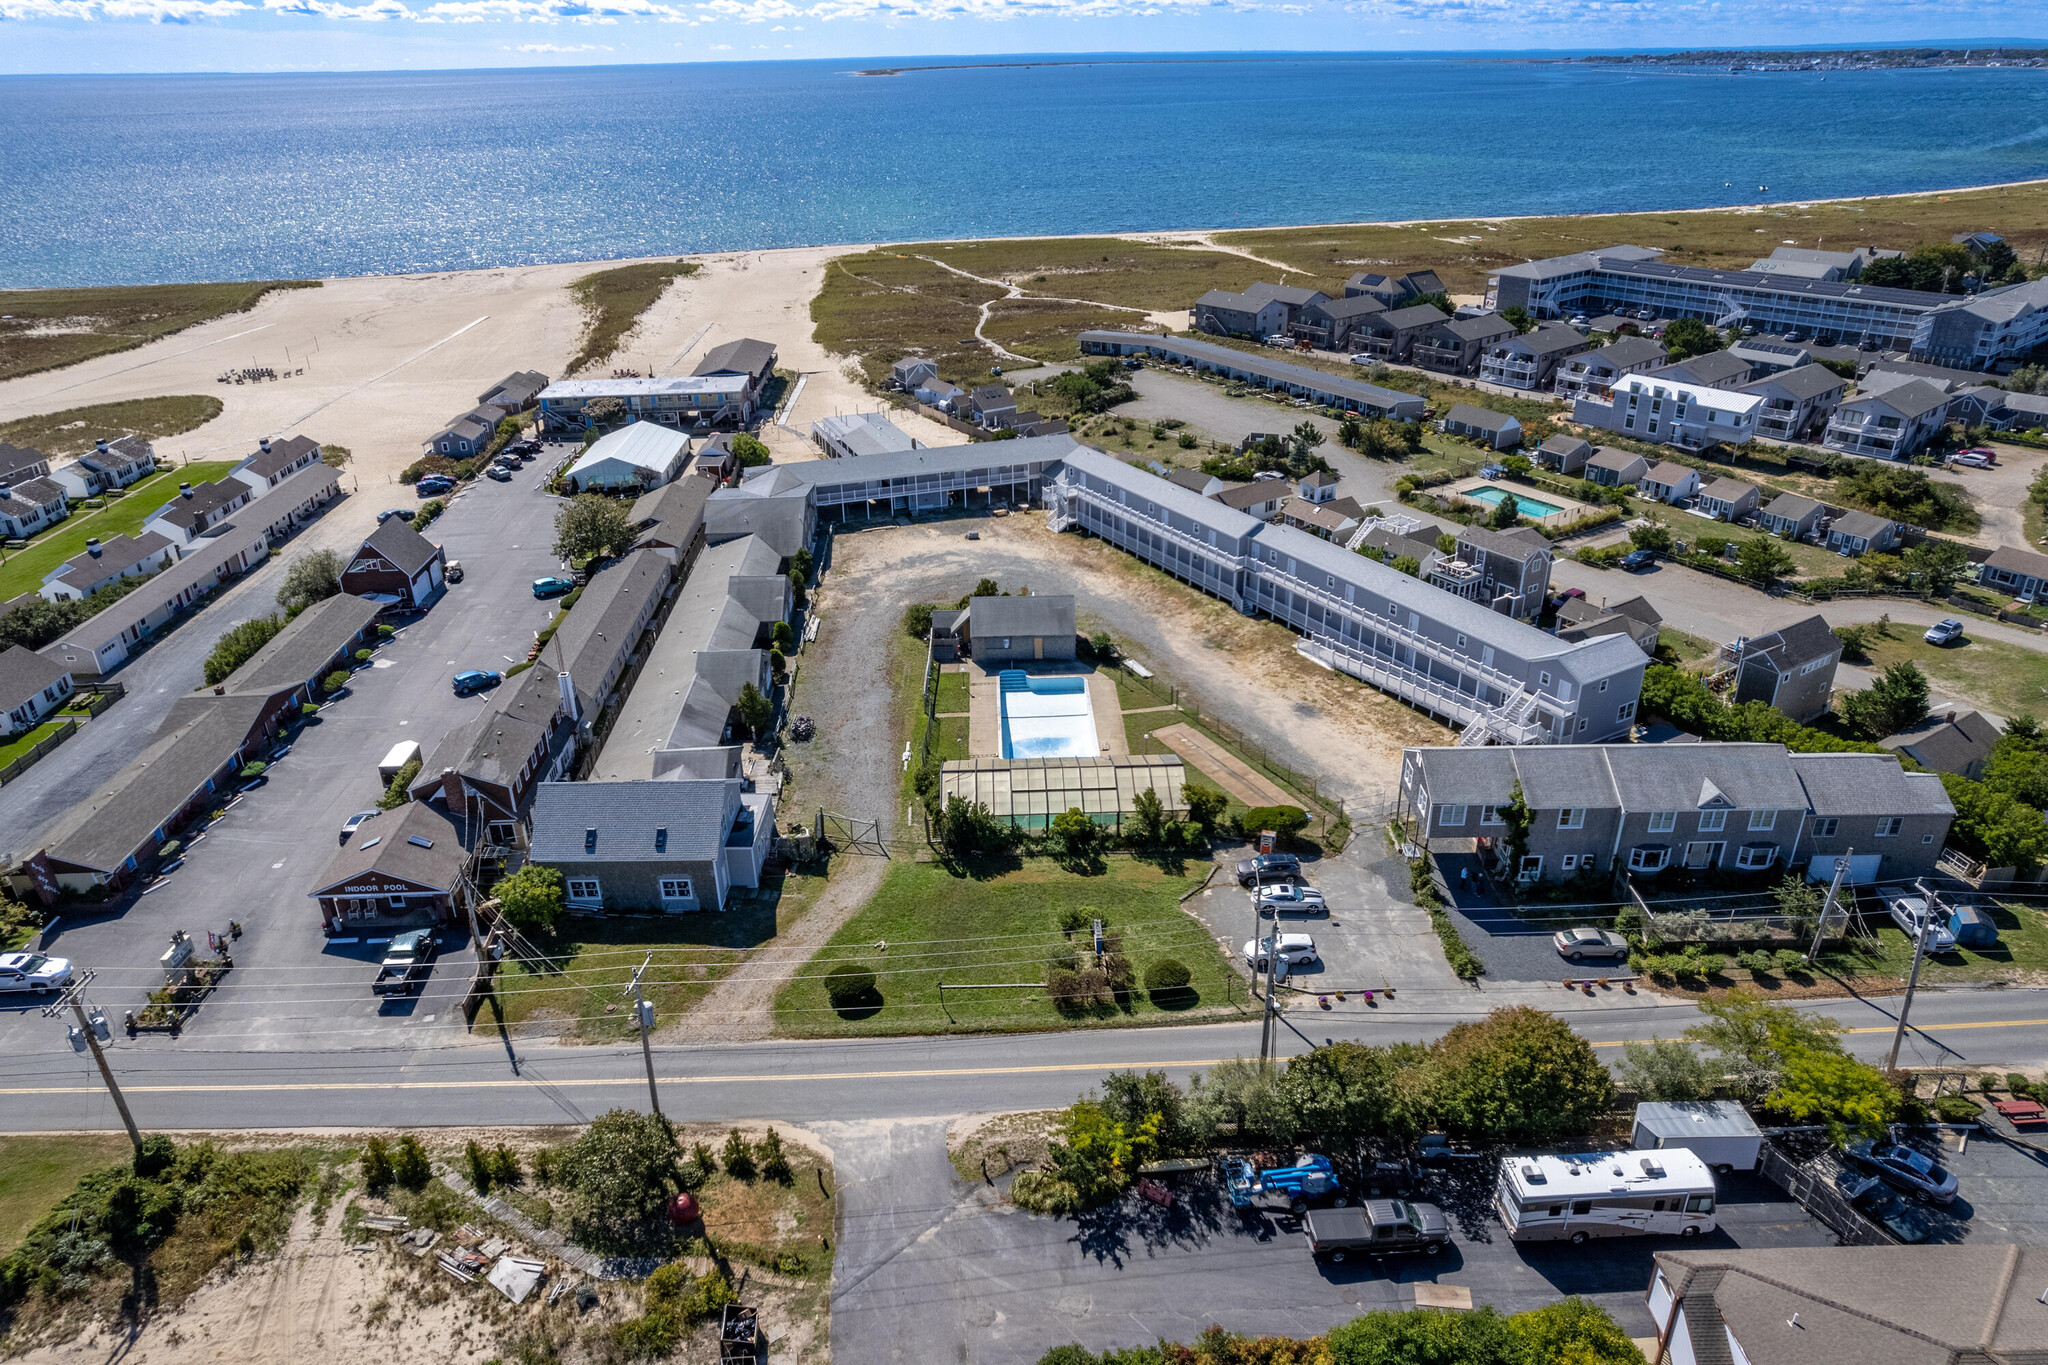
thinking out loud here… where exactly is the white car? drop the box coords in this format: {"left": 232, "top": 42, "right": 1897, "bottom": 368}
{"left": 1243, "top": 933, "right": 1319, "bottom": 972}
{"left": 1950, "top": 452, "right": 1994, "bottom": 469}
{"left": 1886, "top": 895, "right": 1957, "bottom": 953}
{"left": 1257, "top": 883, "right": 1327, "bottom": 915}
{"left": 339, "top": 810, "right": 379, "bottom": 844}
{"left": 1923, "top": 619, "right": 1965, "bottom": 645}
{"left": 0, "top": 952, "right": 74, "bottom": 994}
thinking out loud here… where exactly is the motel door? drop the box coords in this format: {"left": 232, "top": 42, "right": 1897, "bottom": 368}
{"left": 1683, "top": 842, "right": 1724, "bottom": 870}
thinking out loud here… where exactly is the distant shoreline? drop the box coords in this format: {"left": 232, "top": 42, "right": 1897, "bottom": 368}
{"left": 857, "top": 45, "right": 2048, "bottom": 77}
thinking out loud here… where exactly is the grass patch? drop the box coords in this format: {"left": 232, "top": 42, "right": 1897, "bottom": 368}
{"left": 1860, "top": 632, "right": 2048, "bottom": 719}
{"left": 1214, "top": 181, "right": 2048, "bottom": 297}
{"left": 981, "top": 299, "right": 1154, "bottom": 363}
{"left": 933, "top": 713, "right": 970, "bottom": 758}
{"left": 565, "top": 259, "right": 700, "bottom": 375}
{"left": 813, "top": 250, "right": 1005, "bottom": 390}
{"left": 1818, "top": 900, "right": 2048, "bottom": 983}
{"left": 474, "top": 870, "right": 825, "bottom": 1042}
{"left": 771, "top": 857, "right": 1243, "bottom": 1038}
{"left": 0, "top": 460, "right": 239, "bottom": 602}
{"left": 0, "top": 1136, "right": 132, "bottom": 1254}
{"left": 692, "top": 1144, "right": 835, "bottom": 1281}
{"left": 0, "top": 719, "right": 70, "bottom": 770}
{"left": 933, "top": 670, "right": 969, "bottom": 714}
{"left": 0, "top": 395, "right": 224, "bottom": 460}
{"left": 1655, "top": 628, "right": 1723, "bottom": 668}
{"left": 0, "top": 282, "right": 319, "bottom": 383}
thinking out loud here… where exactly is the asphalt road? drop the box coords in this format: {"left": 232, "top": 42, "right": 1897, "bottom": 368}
{"left": 4, "top": 984, "right": 2043, "bottom": 1135}
{"left": 0, "top": 461, "right": 569, "bottom": 1057}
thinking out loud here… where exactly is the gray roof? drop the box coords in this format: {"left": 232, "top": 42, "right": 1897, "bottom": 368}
{"left": 1652, "top": 1244, "right": 2048, "bottom": 1364}
{"left": 1077, "top": 333, "right": 1422, "bottom": 414}
{"left": 436, "top": 414, "right": 492, "bottom": 444}
{"left": 48, "top": 531, "right": 177, "bottom": 586}
{"left": 1195, "top": 288, "right": 1266, "bottom": 311}
{"left": 1743, "top": 363, "right": 1847, "bottom": 401}
{"left": 1740, "top": 614, "right": 1839, "bottom": 667}
{"left": 1242, "top": 282, "right": 1327, "bottom": 308}
{"left": 1655, "top": 350, "right": 1753, "bottom": 387}
{"left": 1540, "top": 435, "right": 1594, "bottom": 458}
{"left": 1829, "top": 510, "right": 1897, "bottom": 541}
{"left": 221, "top": 593, "right": 381, "bottom": 697}
{"left": 415, "top": 708, "right": 546, "bottom": 797}
{"left": 1789, "top": 753, "right": 1956, "bottom": 817}
{"left": 630, "top": 474, "right": 712, "bottom": 549}
{"left": 1165, "top": 468, "right": 1217, "bottom": 493}
{"left": 552, "top": 549, "right": 670, "bottom": 720}
{"left": 1360, "top": 525, "right": 1440, "bottom": 564}
{"left": 1311, "top": 294, "right": 1387, "bottom": 320}
{"left": 241, "top": 435, "right": 321, "bottom": 480}
{"left": 1496, "top": 323, "right": 1589, "bottom": 357}
{"left": 1215, "top": 481, "right": 1287, "bottom": 511}
{"left": 1643, "top": 461, "right": 1696, "bottom": 486}
{"left": 1586, "top": 448, "right": 1649, "bottom": 473}
{"left": 529, "top": 778, "right": 738, "bottom": 864}
{"left": 81, "top": 435, "right": 153, "bottom": 471}
{"left": 306, "top": 799, "right": 467, "bottom": 895}
{"left": 0, "top": 476, "right": 67, "bottom": 514}
{"left": 355, "top": 516, "right": 441, "bottom": 577}
{"left": 1699, "top": 477, "right": 1758, "bottom": 503}
{"left": 1878, "top": 710, "right": 2001, "bottom": 775}
{"left": 736, "top": 433, "right": 1075, "bottom": 490}
{"left": 1436, "top": 314, "right": 1516, "bottom": 344}
{"left": 1444, "top": 403, "right": 1514, "bottom": 431}
{"left": 1984, "top": 544, "right": 2048, "bottom": 579}
{"left": 1410, "top": 742, "right": 1824, "bottom": 815}
{"left": 1283, "top": 497, "right": 1360, "bottom": 534}
{"left": 692, "top": 338, "right": 777, "bottom": 378}
{"left": 0, "top": 644, "right": 68, "bottom": 709}
{"left": 482, "top": 369, "right": 549, "bottom": 404}
{"left": 41, "top": 525, "right": 269, "bottom": 665}
{"left": 1569, "top": 336, "right": 1667, "bottom": 372}
{"left": 1600, "top": 743, "right": 1811, "bottom": 813}
{"left": 1853, "top": 378, "right": 1953, "bottom": 421}
{"left": 1376, "top": 303, "right": 1452, "bottom": 330}
{"left": 1456, "top": 524, "right": 1547, "bottom": 558}
{"left": 1513, "top": 251, "right": 1946, "bottom": 307}
{"left": 1059, "top": 447, "right": 1264, "bottom": 543}
{"left": 1634, "top": 1100, "right": 1761, "bottom": 1140}
{"left": 0, "top": 444, "right": 49, "bottom": 483}
{"left": 1760, "top": 493, "right": 1823, "bottom": 521}
{"left": 968, "top": 594, "right": 1075, "bottom": 641}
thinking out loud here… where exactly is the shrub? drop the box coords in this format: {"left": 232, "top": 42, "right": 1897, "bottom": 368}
{"left": 391, "top": 1135, "right": 432, "bottom": 1192}
{"left": 691, "top": 1141, "right": 717, "bottom": 1175}
{"left": 1773, "top": 948, "right": 1807, "bottom": 971}
{"left": 1429, "top": 909, "right": 1485, "bottom": 979}
{"left": 353, "top": 648, "right": 372, "bottom": 663}
{"left": 824, "top": 964, "right": 877, "bottom": 1005}
{"left": 466, "top": 1139, "right": 492, "bottom": 1193}
{"left": 203, "top": 613, "right": 286, "bottom": 685}
{"left": 532, "top": 1146, "right": 556, "bottom": 1186}
{"left": 1932, "top": 1094, "right": 1982, "bottom": 1123}
{"left": 239, "top": 761, "right": 267, "bottom": 780}
{"left": 1143, "top": 959, "right": 1191, "bottom": 992}
{"left": 904, "top": 602, "right": 936, "bottom": 640}
{"left": 1056, "top": 905, "right": 1090, "bottom": 934}
{"left": 1241, "top": 805, "right": 1309, "bottom": 846}
{"left": 722, "top": 1130, "right": 757, "bottom": 1182}
{"left": 134, "top": 1134, "right": 176, "bottom": 1179}
{"left": 322, "top": 670, "right": 350, "bottom": 695}
{"left": 757, "top": 1128, "right": 793, "bottom": 1184}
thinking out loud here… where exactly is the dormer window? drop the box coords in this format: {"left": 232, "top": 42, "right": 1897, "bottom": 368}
{"left": 655, "top": 826, "right": 668, "bottom": 853}
{"left": 585, "top": 827, "right": 598, "bottom": 853}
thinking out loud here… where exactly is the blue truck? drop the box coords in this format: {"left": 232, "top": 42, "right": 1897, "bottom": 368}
{"left": 1221, "top": 1154, "right": 1348, "bottom": 1214}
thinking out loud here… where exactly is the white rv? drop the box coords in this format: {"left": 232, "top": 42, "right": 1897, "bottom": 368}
{"left": 1494, "top": 1149, "right": 1717, "bottom": 1243}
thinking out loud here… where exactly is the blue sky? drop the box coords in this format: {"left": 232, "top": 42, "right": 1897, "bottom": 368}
{"left": 2, "top": 0, "right": 2045, "bottom": 74}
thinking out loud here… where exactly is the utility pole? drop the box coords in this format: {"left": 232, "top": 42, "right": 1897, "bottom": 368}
{"left": 1807, "top": 849, "right": 1852, "bottom": 964}
{"left": 45, "top": 970, "right": 142, "bottom": 1155}
{"left": 629, "top": 954, "right": 662, "bottom": 1119}
{"left": 1885, "top": 881, "right": 1939, "bottom": 1073}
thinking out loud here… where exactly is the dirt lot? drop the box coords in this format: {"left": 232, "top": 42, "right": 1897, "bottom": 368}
{"left": 800, "top": 513, "right": 1449, "bottom": 812}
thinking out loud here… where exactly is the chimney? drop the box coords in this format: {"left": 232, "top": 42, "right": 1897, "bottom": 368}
{"left": 0, "top": 485, "right": 12, "bottom": 502}
{"left": 86, "top": 538, "right": 101, "bottom": 558}
{"left": 179, "top": 482, "right": 193, "bottom": 498}
{"left": 557, "top": 670, "right": 580, "bottom": 724}
{"left": 95, "top": 438, "right": 109, "bottom": 453}
{"left": 260, "top": 437, "right": 271, "bottom": 452}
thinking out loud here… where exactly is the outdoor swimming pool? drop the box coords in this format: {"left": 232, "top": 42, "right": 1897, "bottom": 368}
{"left": 1465, "top": 485, "right": 1563, "bottom": 519}
{"left": 999, "top": 672, "right": 1101, "bottom": 759}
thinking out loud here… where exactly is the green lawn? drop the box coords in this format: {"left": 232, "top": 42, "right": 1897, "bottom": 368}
{"left": 771, "top": 857, "right": 1244, "bottom": 1038}
{"left": 1818, "top": 900, "right": 2048, "bottom": 983}
{"left": 0, "top": 461, "right": 237, "bottom": 601}
{"left": 934, "top": 670, "right": 970, "bottom": 714}
{"left": 1860, "top": 632, "right": 2048, "bottom": 719}
{"left": 1655, "top": 628, "right": 1723, "bottom": 668}
{"left": 475, "top": 869, "right": 824, "bottom": 1043}
{"left": 0, "top": 1136, "right": 132, "bottom": 1253}
{"left": 0, "top": 719, "right": 71, "bottom": 771}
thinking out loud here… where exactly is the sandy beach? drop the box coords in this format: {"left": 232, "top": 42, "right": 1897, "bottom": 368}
{"left": 0, "top": 243, "right": 962, "bottom": 546}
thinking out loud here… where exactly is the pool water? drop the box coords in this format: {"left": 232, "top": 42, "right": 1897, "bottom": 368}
{"left": 999, "top": 672, "right": 1101, "bottom": 759}
{"left": 1465, "top": 485, "right": 1563, "bottom": 518}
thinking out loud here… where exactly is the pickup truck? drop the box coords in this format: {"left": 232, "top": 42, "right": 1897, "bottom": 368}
{"left": 371, "top": 930, "right": 436, "bottom": 997}
{"left": 1304, "top": 1200, "right": 1450, "bottom": 1263}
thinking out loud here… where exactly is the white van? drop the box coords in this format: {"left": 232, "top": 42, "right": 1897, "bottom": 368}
{"left": 377, "top": 740, "right": 422, "bottom": 784}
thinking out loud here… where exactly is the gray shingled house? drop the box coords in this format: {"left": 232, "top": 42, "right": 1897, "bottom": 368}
{"left": 959, "top": 595, "right": 1077, "bottom": 663}
{"left": 528, "top": 778, "right": 775, "bottom": 913}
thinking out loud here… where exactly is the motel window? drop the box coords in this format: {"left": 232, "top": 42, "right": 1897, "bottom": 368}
{"left": 567, "top": 878, "right": 603, "bottom": 902}
{"left": 1560, "top": 854, "right": 1580, "bottom": 872}
{"left": 1812, "top": 817, "right": 1840, "bottom": 838}
{"left": 387, "top": 894, "right": 406, "bottom": 910}
{"left": 1480, "top": 806, "right": 1503, "bottom": 826}
{"left": 1518, "top": 856, "right": 1543, "bottom": 882}
{"left": 1439, "top": 805, "right": 1467, "bottom": 828}
{"left": 1558, "top": 808, "right": 1585, "bottom": 829}
{"left": 659, "top": 878, "right": 694, "bottom": 901}
{"left": 1648, "top": 810, "right": 1676, "bottom": 833}
{"left": 1539, "top": 672, "right": 1551, "bottom": 688}
{"left": 1876, "top": 817, "right": 1903, "bottom": 838}
{"left": 1748, "top": 810, "right": 1776, "bottom": 832}
{"left": 1698, "top": 809, "right": 1728, "bottom": 832}
{"left": 1629, "top": 846, "right": 1668, "bottom": 873}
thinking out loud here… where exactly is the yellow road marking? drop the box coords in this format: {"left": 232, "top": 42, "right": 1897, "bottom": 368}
{"left": 3, "top": 1019, "right": 2044, "bottom": 1100}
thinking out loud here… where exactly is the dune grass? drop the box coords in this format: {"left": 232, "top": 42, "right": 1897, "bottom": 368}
{"left": 0, "top": 281, "right": 320, "bottom": 383}
{"left": 0, "top": 395, "right": 223, "bottom": 459}
{"left": 0, "top": 1136, "right": 132, "bottom": 1254}
{"left": 565, "top": 259, "right": 701, "bottom": 375}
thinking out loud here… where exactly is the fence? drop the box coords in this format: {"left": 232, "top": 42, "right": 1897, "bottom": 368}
{"left": 68, "top": 682, "right": 125, "bottom": 719}
{"left": 1756, "top": 1145, "right": 1894, "bottom": 1247}
{"left": 0, "top": 720, "right": 77, "bottom": 786}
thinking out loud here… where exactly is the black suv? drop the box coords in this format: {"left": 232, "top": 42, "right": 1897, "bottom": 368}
{"left": 1304, "top": 1200, "right": 1449, "bottom": 1263}
{"left": 1235, "top": 853, "right": 1301, "bottom": 886}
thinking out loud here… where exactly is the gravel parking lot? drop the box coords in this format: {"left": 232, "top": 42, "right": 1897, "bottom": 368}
{"left": 0, "top": 460, "right": 570, "bottom": 1056}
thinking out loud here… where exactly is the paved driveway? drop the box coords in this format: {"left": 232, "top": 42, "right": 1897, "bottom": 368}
{"left": 1, "top": 462, "right": 569, "bottom": 1055}
{"left": 824, "top": 1121, "right": 1835, "bottom": 1365}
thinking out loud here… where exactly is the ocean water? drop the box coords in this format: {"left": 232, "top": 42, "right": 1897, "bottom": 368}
{"left": 4, "top": 55, "right": 2048, "bottom": 287}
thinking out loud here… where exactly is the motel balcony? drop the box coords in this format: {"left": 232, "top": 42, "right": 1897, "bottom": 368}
{"left": 1480, "top": 357, "right": 1542, "bottom": 389}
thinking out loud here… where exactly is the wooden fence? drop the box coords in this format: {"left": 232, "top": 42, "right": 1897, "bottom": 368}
{"left": 0, "top": 721, "right": 77, "bottom": 786}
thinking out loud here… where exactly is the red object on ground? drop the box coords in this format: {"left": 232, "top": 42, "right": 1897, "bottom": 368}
{"left": 1993, "top": 1099, "right": 2047, "bottom": 1126}
{"left": 1136, "top": 1178, "right": 1173, "bottom": 1209}
{"left": 667, "top": 1192, "right": 702, "bottom": 1224}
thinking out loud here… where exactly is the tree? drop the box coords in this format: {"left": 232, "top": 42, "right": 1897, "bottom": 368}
{"left": 275, "top": 548, "right": 343, "bottom": 612}
{"left": 936, "top": 795, "right": 1010, "bottom": 858}
{"left": 583, "top": 396, "right": 625, "bottom": 428}
{"left": 1941, "top": 774, "right": 2048, "bottom": 871}
{"left": 1391, "top": 554, "right": 1422, "bottom": 578}
{"left": 1486, "top": 496, "right": 1520, "bottom": 530}
{"left": 1428, "top": 1006, "right": 1614, "bottom": 1142}
{"left": 1618, "top": 1036, "right": 1718, "bottom": 1101}
{"left": 825, "top": 964, "right": 877, "bottom": 1007}
{"left": 730, "top": 432, "right": 771, "bottom": 468}
{"left": 1688, "top": 991, "right": 1895, "bottom": 1138}
{"left": 1182, "top": 782, "right": 1228, "bottom": 837}
{"left": 1837, "top": 662, "right": 1930, "bottom": 739}
{"left": 1733, "top": 536, "right": 1793, "bottom": 586}
{"left": 1242, "top": 805, "right": 1309, "bottom": 845}
{"left": 204, "top": 613, "right": 285, "bottom": 686}
{"left": 1662, "top": 317, "right": 1720, "bottom": 361}
{"left": 1500, "top": 780, "right": 1533, "bottom": 876}
{"left": 391, "top": 1134, "right": 432, "bottom": 1191}
{"left": 736, "top": 681, "right": 773, "bottom": 738}
{"left": 553, "top": 493, "right": 637, "bottom": 562}
{"left": 1832, "top": 623, "right": 1871, "bottom": 661}
{"left": 557, "top": 1109, "right": 681, "bottom": 1247}
{"left": 1337, "top": 417, "right": 1364, "bottom": 448}
{"left": 790, "top": 547, "right": 814, "bottom": 582}
{"left": 1289, "top": 420, "right": 1325, "bottom": 462}
{"left": 1628, "top": 521, "right": 1673, "bottom": 553}
{"left": 1098, "top": 1069, "right": 1209, "bottom": 1155}
{"left": 1278, "top": 1041, "right": 1419, "bottom": 1144}
{"left": 1047, "top": 807, "right": 1098, "bottom": 865}
{"left": 360, "top": 1137, "right": 393, "bottom": 1195}
{"left": 1508, "top": 1298, "right": 1648, "bottom": 1365}
{"left": 1499, "top": 305, "right": 1533, "bottom": 334}
{"left": 1129, "top": 786, "right": 1166, "bottom": 845}
{"left": 1328, "top": 1305, "right": 1522, "bottom": 1365}
{"left": 495, "top": 864, "right": 565, "bottom": 932}
{"left": 904, "top": 603, "right": 935, "bottom": 640}
{"left": 1905, "top": 538, "right": 1972, "bottom": 596}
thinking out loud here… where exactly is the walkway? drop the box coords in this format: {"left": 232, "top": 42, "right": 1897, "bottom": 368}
{"left": 1147, "top": 722, "right": 1292, "bottom": 808}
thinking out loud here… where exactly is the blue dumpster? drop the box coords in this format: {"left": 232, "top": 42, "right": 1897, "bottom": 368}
{"left": 1948, "top": 906, "right": 1999, "bottom": 950}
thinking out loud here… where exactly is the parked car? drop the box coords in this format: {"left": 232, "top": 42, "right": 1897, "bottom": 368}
{"left": 486, "top": 466, "right": 513, "bottom": 482}
{"left": 1305, "top": 1200, "right": 1450, "bottom": 1262}
{"left": 444, "top": 560, "right": 463, "bottom": 584}
{"left": 1839, "top": 1172, "right": 1935, "bottom": 1243}
{"left": 1553, "top": 927, "right": 1630, "bottom": 963}
{"left": 0, "top": 952, "right": 74, "bottom": 995}
{"left": 1949, "top": 450, "right": 1996, "bottom": 469}
{"left": 1552, "top": 588, "right": 1586, "bottom": 606}
{"left": 1923, "top": 619, "right": 1965, "bottom": 645}
{"left": 377, "top": 508, "right": 413, "bottom": 524}
{"left": 1844, "top": 1138, "right": 1959, "bottom": 1205}
{"left": 1257, "top": 883, "right": 1327, "bottom": 916}
{"left": 1620, "top": 549, "right": 1658, "bottom": 572}
{"left": 452, "top": 669, "right": 502, "bottom": 697}
{"left": 371, "top": 930, "right": 438, "bottom": 998}
{"left": 339, "top": 810, "right": 379, "bottom": 844}
{"left": 1243, "top": 933, "right": 1319, "bottom": 973}
{"left": 532, "top": 576, "right": 576, "bottom": 599}
{"left": 1886, "top": 893, "right": 1958, "bottom": 952}
{"left": 1235, "top": 852, "right": 1302, "bottom": 886}
{"left": 416, "top": 477, "right": 455, "bottom": 497}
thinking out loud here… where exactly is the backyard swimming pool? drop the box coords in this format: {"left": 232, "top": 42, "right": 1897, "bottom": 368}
{"left": 999, "top": 672, "right": 1101, "bottom": 759}
{"left": 1464, "top": 485, "right": 1563, "bottom": 519}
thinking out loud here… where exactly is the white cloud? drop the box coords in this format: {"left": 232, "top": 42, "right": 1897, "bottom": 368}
{"left": 0, "top": 0, "right": 252, "bottom": 19}
{"left": 511, "top": 36, "right": 609, "bottom": 43}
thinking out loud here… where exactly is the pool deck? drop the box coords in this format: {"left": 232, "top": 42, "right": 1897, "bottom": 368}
{"left": 965, "top": 661, "right": 1126, "bottom": 759}
{"left": 1444, "top": 475, "right": 1595, "bottom": 527}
